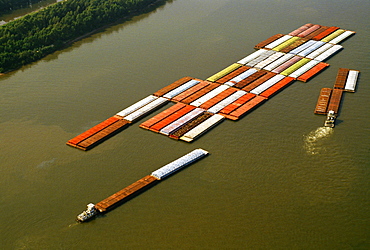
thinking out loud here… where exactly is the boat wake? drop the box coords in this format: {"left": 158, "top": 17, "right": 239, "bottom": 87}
{"left": 68, "top": 222, "right": 79, "bottom": 228}
{"left": 304, "top": 127, "right": 333, "bottom": 155}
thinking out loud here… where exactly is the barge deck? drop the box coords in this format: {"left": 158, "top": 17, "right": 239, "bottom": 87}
{"left": 314, "top": 68, "right": 360, "bottom": 127}
{"left": 67, "top": 23, "right": 356, "bottom": 149}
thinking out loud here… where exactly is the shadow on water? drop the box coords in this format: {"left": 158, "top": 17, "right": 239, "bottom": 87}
{"left": 0, "top": 0, "right": 174, "bottom": 77}
{"left": 54, "top": 0, "right": 173, "bottom": 52}
{"left": 335, "top": 118, "right": 343, "bottom": 126}
{"left": 304, "top": 126, "right": 334, "bottom": 155}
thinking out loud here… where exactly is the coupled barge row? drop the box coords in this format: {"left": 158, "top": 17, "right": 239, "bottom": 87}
{"left": 314, "top": 68, "right": 360, "bottom": 127}
{"left": 77, "top": 148, "right": 209, "bottom": 222}
{"left": 67, "top": 23, "right": 356, "bottom": 150}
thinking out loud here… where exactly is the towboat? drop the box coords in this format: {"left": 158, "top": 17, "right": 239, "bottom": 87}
{"left": 324, "top": 110, "right": 336, "bottom": 128}
{"left": 76, "top": 203, "right": 98, "bottom": 222}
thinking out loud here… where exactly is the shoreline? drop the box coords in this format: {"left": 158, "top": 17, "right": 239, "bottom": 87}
{"left": 1, "top": 0, "right": 168, "bottom": 75}
{"left": 0, "top": 0, "right": 61, "bottom": 24}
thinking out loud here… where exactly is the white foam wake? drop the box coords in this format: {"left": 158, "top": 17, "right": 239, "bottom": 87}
{"left": 304, "top": 127, "right": 334, "bottom": 155}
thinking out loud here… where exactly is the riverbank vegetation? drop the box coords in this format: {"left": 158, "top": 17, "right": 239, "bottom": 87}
{"left": 0, "top": 0, "right": 164, "bottom": 73}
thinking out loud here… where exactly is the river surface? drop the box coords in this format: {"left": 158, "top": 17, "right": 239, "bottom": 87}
{"left": 1, "top": 0, "right": 369, "bottom": 249}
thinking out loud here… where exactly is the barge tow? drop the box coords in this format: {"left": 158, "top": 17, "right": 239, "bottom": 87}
{"left": 76, "top": 148, "right": 209, "bottom": 222}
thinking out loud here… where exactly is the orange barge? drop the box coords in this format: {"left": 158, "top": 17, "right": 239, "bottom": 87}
{"left": 153, "top": 77, "right": 194, "bottom": 97}
{"left": 199, "top": 87, "right": 238, "bottom": 110}
{"left": 327, "top": 88, "right": 343, "bottom": 114}
{"left": 225, "top": 96, "right": 267, "bottom": 120}
{"left": 254, "top": 34, "right": 285, "bottom": 49}
{"left": 314, "top": 88, "right": 332, "bottom": 114}
{"left": 218, "top": 93, "right": 256, "bottom": 115}
{"left": 297, "top": 62, "right": 329, "bottom": 82}
{"left": 314, "top": 67, "right": 360, "bottom": 127}
{"left": 67, "top": 117, "right": 130, "bottom": 151}
{"left": 259, "top": 77, "right": 295, "bottom": 99}
{"left": 312, "top": 26, "right": 340, "bottom": 41}
{"left": 95, "top": 175, "right": 158, "bottom": 213}
{"left": 172, "top": 80, "right": 210, "bottom": 103}
{"left": 148, "top": 104, "right": 196, "bottom": 133}
{"left": 139, "top": 103, "right": 187, "bottom": 130}
{"left": 334, "top": 68, "right": 350, "bottom": 89}
{"left": 304, "top": 26, "right": 329, "bottom": 40}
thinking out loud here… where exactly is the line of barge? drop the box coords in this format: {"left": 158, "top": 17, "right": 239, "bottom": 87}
{"left": 76, "top": 148, "right": 209, "bottom": 222}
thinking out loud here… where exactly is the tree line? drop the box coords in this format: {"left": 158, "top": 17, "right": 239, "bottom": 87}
{"left": 0, "top": 0, "right": 163, "bottom": 73}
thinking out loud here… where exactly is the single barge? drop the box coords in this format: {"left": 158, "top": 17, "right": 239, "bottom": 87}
{"left": 314, "top": 88, "right": 332, "bottom": 114}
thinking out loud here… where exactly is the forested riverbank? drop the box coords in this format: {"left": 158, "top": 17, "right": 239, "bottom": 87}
{"left": 0, "top": 0, "right": 167, "bottom": 73}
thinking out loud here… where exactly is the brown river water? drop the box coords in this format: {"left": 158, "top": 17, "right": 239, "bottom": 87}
{"left": 0, "top": 0, "right": 369, "bottom": 249}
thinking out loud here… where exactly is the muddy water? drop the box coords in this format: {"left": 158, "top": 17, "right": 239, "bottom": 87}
{"left": 0, "top": 0, "right": 369, "bottom": 249}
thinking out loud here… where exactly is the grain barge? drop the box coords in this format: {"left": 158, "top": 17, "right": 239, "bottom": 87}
{"left": 77, "top": 148, "right": 209, "bottom": 222}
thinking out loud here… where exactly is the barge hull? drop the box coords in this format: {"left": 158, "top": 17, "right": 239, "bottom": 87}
{"left": 153, "top": 77, "right": 194, "bottom": 97}
{"left": 334, "top": 68, "right": 350, "bottom": 89}
{"left": 67, "top": 116, "right": 120, "bottom": 146}
{"left": 254, "top": 34, "right": 285, "bottom": 49}
{"left": 219, "top": 93, "right": 256, "bottom": 115}
{"left": 172, "top": 81, "right": 210, "bottom": 103}
{"left": 169, "top": 112, "right": 213, "bottom": 140}
{"left": 76, "top": 119, "right": 130, "bottom": 150}
{"left": 312, "top": 26, "right": 339, "bottom": 41}
{"left": 242, "top": 72, "right": 277, "bottom": 92}
{"left": 199, "top": 88, "right": 238, "bottom": 110}
{"left": 95, "top": 175, "right": 159, "bottom": 212}
{"left": 180, "top": 115, "right": 225, "bottom": 142}
{"left": 288, "top": 23, "right": 313, "bottom": 36}
{"left": 234, "top": 70, "right": 267, "bottom": 89}
{"left": 180, "top": 82, "right": 220, "bottom": 105}
{"left": 260, "top": 76, "right": 295, "bottom": 98}
{"left": 139, "top": 103, "right": 186, "bottom": 130}
{"left": 149, "top": 105, "right": 196, "bottom": 133}
{"left": 314, "top": 88, "right": 332, "bottom": 114}
{"left": 344, "top": 70, "right": 360, "bottom": 92}
{"left": 297, "top": 62, "right": 329, "bottom": 82}
{"left": 327, "top": 88, "right": 343, "bottom": 114}
{"left": 226, "top": 96, "right": 267, "bottom": 120}
{"left": 215, "top": 66, "right": 251, "bottom": 84}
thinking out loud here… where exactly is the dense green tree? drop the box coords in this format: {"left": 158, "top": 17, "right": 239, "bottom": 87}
{"left": 0, "top": 0, "right": 165, "bottom": 72}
